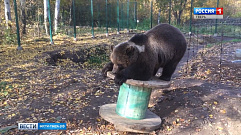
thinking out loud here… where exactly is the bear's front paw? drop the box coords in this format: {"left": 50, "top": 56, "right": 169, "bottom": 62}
{"left": 101, "top": 67, "right": 109, "bottom": 77}
{"left": 114, "top": 73, "right": 127, "bottom": 85}
{"left": 102, "top": 62, "right": 113, "bottom": 77}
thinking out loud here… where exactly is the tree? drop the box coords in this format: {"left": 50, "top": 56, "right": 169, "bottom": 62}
{"left": 54, "top": 0, "right": 60, "bottom": 34}
{"left": 155, "top": 0, "right": 170, "bottom": 23}
{"left": 172, "top": 0, "right": 187, "bottom": 25}
{"left": 44, "top": 0, "right": 49, "bottom": 35}
{"left": 4, "top": 0, "right": 11, "bottom": 29}
{"left": 20, "top": 0, "right": 26, "bottom": 34}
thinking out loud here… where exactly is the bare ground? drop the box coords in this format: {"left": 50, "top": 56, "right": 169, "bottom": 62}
{"left": 0, "top": 34, "right": 240, "bottom": 135}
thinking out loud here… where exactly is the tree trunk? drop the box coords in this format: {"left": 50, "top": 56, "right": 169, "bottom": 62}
{"left": 20, "top": 0, "right": 26, "bottom": 34}
{"left": 4, "top": 0, "right": 11, "bottom": 29}
{"left": 69, "top": 5, "right": 72, "bottom": 25}
{"left": 177, "top": 0, "right": 187, "bottom": 25}
{"left": 44, "top": 0, "right": 49, "bottom": 35}
{"left": 172, "top": 0, "right": 187, "bottom": 25}
{"left": 54, "top": 0, "right": 60, "bottom": 34}
{"left": 177, "top": 10, "right": 183, "bottom": 25}
{"left": 173, "top": 11, "right": 178, "bottom": 24}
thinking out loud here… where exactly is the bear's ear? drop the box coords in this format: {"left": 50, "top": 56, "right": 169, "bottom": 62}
{"left": 130, "top": 34, "right": 148, "bottom": 45}
{"left": 125, "top": 45, "right": 135, "bottom": 56}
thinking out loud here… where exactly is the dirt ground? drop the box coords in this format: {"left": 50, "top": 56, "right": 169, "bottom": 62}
{"left": 0, "top": 33, "right": 240, "bottom": 135}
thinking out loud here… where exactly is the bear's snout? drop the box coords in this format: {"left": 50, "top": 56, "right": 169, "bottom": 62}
{"left": 112, "top": 64, "right": 124, "bottom": 74}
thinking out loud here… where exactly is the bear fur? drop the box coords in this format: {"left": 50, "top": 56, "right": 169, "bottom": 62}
{"left": 102, "top": 24, "right": 187, "bottom": 85}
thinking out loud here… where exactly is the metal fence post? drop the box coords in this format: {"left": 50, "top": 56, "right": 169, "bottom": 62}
{"left": 214, "top": 0, "right": 219, "bottom": 36}
{"left": 134, "top": 0, "right": 137, "bottom": 28}
{"left": 120, "top": 3, "right": 123, "bottom": 30}
{"left": 91, "top": 0, "right": 94, "bottom": 38}
{"left": 117, "top": 0, "right": 120, "bottom": 34}
{"left": 189, "top": 0, "right": 193, "bottom": 34}
{"left": 47, "top": 0, "right": 53, "bottom": 44}
{"left": 150, "top": 1, "right": 153, "bottom": 28}
{"left": 127, "top": 0, "right": 130, "bottom": 32}
{"left": 14, "top": 0, "right": 22, "bottom": 50}
{"left": 106, "top": 0, "right": 108, "bottom": 36}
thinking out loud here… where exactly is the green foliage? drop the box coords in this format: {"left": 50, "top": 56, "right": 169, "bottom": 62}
{"left": 0, "top": 0, "right": 240, "bottom": 45}
{"left": 85, "top": 54, "right": 108, "bottom": 68}
{"left": 220, "top": 25, "right": 241, "bottom": 37}
{"left": 0, "top": 125, "right": 18, "bottom": 134}
{"left": 0, "top": 81, "right": 12, "bottom": 98}
{"left": 230, "top": 38, "right": 241, "bottom": 42}
{"left": 174, "top": 24, "right": 189, "bottom": 33}
{"left": 0, "top": 81, "right": 7, "bottom": 91}
{"left": 137, "top": 19, "right": 151, "bottom": 30}
{"left": 2, "top": 29, "right": 17, "bottom": 45}
{"left": 193, "top": 24, "right": 241, "bottom": 38}
{"left": 206, "top": 38, "right": 241, "bottom": 49}
{"left": 83, "top": 47, "right": 110, "bottom": 69}
{"left": 206, "top": 43, "right": 214, "bottom": 48}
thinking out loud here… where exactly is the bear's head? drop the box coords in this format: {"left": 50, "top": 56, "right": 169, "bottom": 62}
{"left": 110, "top": 41, "right": 146, "bottom": 74}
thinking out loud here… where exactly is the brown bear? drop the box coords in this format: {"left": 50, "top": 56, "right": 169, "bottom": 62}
{"left": 102, "top": 23, "right": 187, "bottom": 85}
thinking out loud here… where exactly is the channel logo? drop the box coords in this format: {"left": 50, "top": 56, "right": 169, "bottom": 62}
{"left": 18, "top": 123, "right": 66, "bottom": 130}
{"left": 194, "top": 7, "right": 223, "bottom": 19}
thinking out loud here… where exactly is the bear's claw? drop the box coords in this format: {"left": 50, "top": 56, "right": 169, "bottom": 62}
{"left": 114, "top": 73, "right": 127, "bottom": 85}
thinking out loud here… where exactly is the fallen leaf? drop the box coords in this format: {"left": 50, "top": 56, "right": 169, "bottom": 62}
{"left": 196, "top": 128, "right": 201, "bottom": 132}
{"left": 220, "top": 109, "right": 226, "bottom": 114}
{"left": 50, "top": 109, "right": 54, "bottom": 113}
{"left": 176, "top": 118, "right": 180, "bottom": 122}
{"left": 96, "top": 118, "right": 101, "bottom": 122}
{"left": 11, "top": 113, "right": 16, "bottom": 117}
{"left": 217, "top": 127, "right": 223, "bottom": 130}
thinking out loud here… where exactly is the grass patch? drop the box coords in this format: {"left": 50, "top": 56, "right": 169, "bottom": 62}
{"left": 0, "top": 81, "right": 12, "bottom": 99}
{"left": 206, "top": 43, "right": 214, "bottom": 48}
{"left": 205, "top": 38, "right": 241, "bottom": 48}
{"left": 230, "top": 38, "right": 241, "bottom": 42}
{"left": 83, "top": 47, "right": 110, "bottom": 69}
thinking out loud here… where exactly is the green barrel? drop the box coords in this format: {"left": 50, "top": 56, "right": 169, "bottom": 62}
{"left": 116, "top": 83, "right": 152, "bottom": 120}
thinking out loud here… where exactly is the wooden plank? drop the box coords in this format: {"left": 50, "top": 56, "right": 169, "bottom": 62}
{"left": 107, "top": 72, "right": 170, "bottom": 89}
{"left": 99, "top": 104, "right": 162, "bottom": 133}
